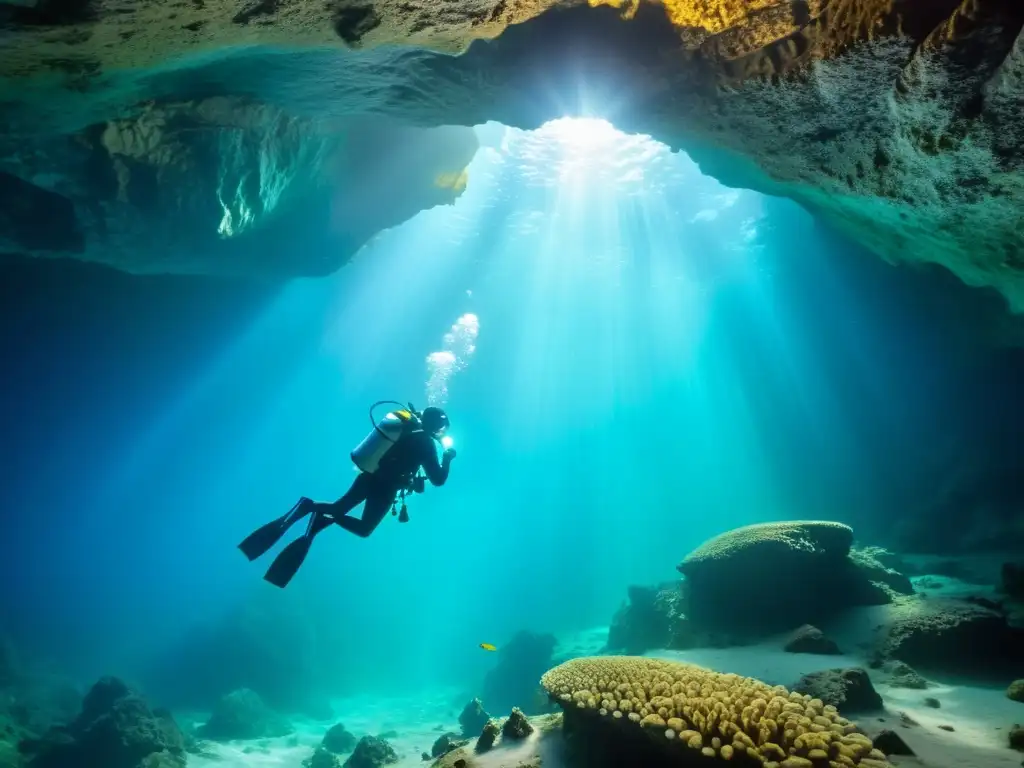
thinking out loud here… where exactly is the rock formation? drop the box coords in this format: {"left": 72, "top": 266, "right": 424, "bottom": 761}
{"left": 791, "top": 668, "right": 884, "bottom": 713}
{"left": 1010, "top": 724, "right": 1024, "bottom": 750}
{"left": 474, "top": 720, "right": 499, "bottom": 753}
{"left": 429, "top": 732, "right": 467, "bottom": 758}
{"left": 19, "top": 676, "right": 186, "bottom": 768}
{"left": 883, "top": 661, "right": 929, "bottom": 690}
{"left": 602, "top": 522, "right": 921, "bottom": 646}
{"left": 479, "top": 630, "right": 557, "bottom": 715}
{"left": 197, "top": 687, "right": 293, "bottom": 740}
{"left": 343, "top": 735, "right": 398, "bottom": 768}
{"left": 322, "top": 722, "right": 358, "bottom": 754}
{"left": 783, "top": 624, "right": 842, "bottom": 655}
{"left": 1007, "top": 679, "right": 1024, "bottom": 703}
{"left": 0, "top": 103, "right": 477, "bottom": 277}
{"left": 500, "top": 708, "right": 533, "bottom": 740}
{"left": 308, "top": 746, "right": 344, "bottom": 768}
{"left": 1, "top": 1, "right": 1021, "bottom": 309}
{"left": 872, "top": 596, "right": 1024, "bottom": 677}
{"left": 606, "top": 583, "right": 690, "bottom": 654}
{"left": 675, "top": 520, "right": 914, "bottom": 637}
{"left": 457, "top": 699, "right": 489, "bottom": 738}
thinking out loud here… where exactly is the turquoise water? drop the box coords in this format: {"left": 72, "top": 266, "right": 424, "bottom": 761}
{"left": 2, "top": 118, "right": 1019, "bottom": 768}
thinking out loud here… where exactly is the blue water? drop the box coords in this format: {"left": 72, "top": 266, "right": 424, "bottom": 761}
{"left": 0, "top": 119, "right": 993, "bottom": 746}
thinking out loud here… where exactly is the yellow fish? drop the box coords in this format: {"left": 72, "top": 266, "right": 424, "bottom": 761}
{"left": 479, "top": 643, "right": 497, "bottom": 652}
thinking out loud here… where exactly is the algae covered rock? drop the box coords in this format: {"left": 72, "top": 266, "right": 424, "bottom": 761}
{"left": 480, "top": 631, "right": 556, "bottom": 715}
{"left": 783, "top": 624, "right": 841, "bottom": 655}
{"left": 678, "top": 521, "right": 855, "bottom": 573}
{"left": 475, "top": 719, "right": 499, "bottom": 753}
{"left": 792, "top": 668, "right": 883, "bottom": 713}
{"left": 607, "top": 583, "right": 690, "bottom": 654}
{"left": 677, "top": 521, "right": 904, "bottom": 636}
{"left": 197, "top": 688, "right": 292, "bottom": 741}
{"left": 322, "top": 723, "right": 357, "bottom": 753}
{"left": 343, "top": 736, "right": 397, "bottom": 768}
{"left": 501, "top": 708, "right": 532, "bottom": 740}
{"left": 21, "top": 676, "right": 186, "bottom": 768}
{"left": 885, "top": 661, "right": 929, "bottom": 690}
{"left": 874, "top": 597, "right": 1024, "bottom": 676}
{"left": 849, "top": 547, "right": 915, "bottom": 597}
{"left": 307, "top": 747, "right": 343, "bottom": 768}
{"left": 871, "top": 729, "right": 915, "bottom": 757}
{"left": 1010, "top": 724, "right": 1024, "bottom": 751}
{"left": 457, "top": 699, "right": 489, "bottom": 738}
{"left": 1008, "top": 680, "right": 1024, "bottom": 703}
{"left": 430, "top": 732, "right": 467, "bottom": 758}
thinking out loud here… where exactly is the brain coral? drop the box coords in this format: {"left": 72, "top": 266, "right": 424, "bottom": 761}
{"left": 541, "top": 656, "right": 891, "bottom": 767}
{"left": 678, "top": 521, "right": 854, "bottom": 574}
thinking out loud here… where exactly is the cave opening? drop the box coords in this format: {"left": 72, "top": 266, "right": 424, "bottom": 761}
{"left": 4, "top": 0, "right": 1024, "bottom": 756}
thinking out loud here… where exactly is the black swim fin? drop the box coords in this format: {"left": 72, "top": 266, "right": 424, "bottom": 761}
{"left": 238, "top": 497, "right": 312, "bottom": 562}
{"left": 263, "top": 534, "right": 314, "bottom": 589}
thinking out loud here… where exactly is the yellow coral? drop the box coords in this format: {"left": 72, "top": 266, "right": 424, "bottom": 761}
{"left": 541, "top": 657, "right": 892, "bottom": 767}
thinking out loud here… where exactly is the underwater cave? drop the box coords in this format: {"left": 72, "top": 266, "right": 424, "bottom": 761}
{"left": 1, "top": 2, "right": 1024, "bottom": 768}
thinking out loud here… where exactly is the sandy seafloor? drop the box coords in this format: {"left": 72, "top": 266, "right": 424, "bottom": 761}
{"left": 186, "top": 617, "right": 1024, "bottom": 768}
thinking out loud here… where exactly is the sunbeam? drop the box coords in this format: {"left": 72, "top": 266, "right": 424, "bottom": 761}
{"left": 6, "top": 110, "right": 982, "bottom": 713}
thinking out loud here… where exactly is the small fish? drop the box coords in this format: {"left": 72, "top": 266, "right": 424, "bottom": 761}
{"left": 479, "top": 643, "right": 497, "bottom": 652}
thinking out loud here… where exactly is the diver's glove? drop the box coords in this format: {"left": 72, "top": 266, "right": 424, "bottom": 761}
{"left": 443, "top": 448, "right": 457, "bottom": 461}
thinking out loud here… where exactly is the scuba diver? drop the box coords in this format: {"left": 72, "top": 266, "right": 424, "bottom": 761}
{"left": 238, "top": 403, "right": 456, "bottom": 588}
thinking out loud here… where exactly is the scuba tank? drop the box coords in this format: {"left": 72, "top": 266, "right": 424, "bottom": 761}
{"left": 350, "top": 401, "right": 421, "bottom": 474}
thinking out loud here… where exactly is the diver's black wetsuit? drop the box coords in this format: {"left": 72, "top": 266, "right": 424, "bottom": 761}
{"left": 238, "top": 424, "right": 454, "bottom": 588}
{"left": 311, "top": 429, "right": 451, "bottom": 538}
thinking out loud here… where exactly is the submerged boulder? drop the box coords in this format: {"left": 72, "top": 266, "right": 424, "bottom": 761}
{"left": 343, "top": 735, "right": 397, "bottom": 768}
{"left": 457, "top": 699, "right": 489, "bottom": 738}
{"left": 871, "top": 729, "right": 915, "bottom": 757}
{"left": 430, "top": 732, "right": 467, "bottom": 758}
{"left": 783, "top": 624, "right": 841, "bottom": 655}
{"left": 884, "top": 661, "right": 929, "bottom": 690}
{"left": 20, "top": 676, "right": 186, "bottom": 768}
{"left": 1008, "top": 680, "right": 1024, "bottom": 703}
{"left": 1010, "top": 724, "right": 1024, "bottom": 750}
{"left": 873, "top": 597, "right": 1024, "bottom": 677}
{"left": 480, "top": 631, "right": 556, "bottom": 715}
{"left": 475, "top": 720, "right": 499, "bottom": 753}
{"left": 792, "top": 668, "right": 883, "bottom": 713}
{"left": 322, "top": 723, "right": 357, "bottom": 754}
{"left": 677, "top": 521, "right": 910, "bottom": 637}
{"left": 197, "top": 688, "right": 292, "bottom": 741}
{"left": 848, "top": 547, "right": 915, "bottom": 598}
{"left": 500, "top": 708, "right": 532, "bottom": 740}
{"left": 606, "top": 583, "right": 688, "bottom": 654}
{"left": 307, "top": 747, "right": 344, "bottom": 768}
